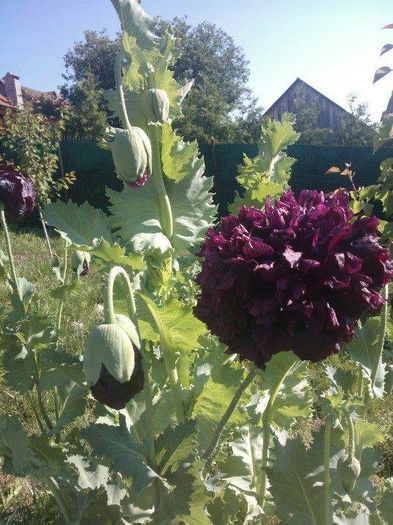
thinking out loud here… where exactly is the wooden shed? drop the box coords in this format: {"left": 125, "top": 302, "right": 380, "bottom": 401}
{"left": 263, "top": 78, "right": 351, "bottom": 131}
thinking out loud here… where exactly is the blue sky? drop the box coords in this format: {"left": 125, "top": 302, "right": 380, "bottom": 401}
{"left": 1, "top": 0, "right": 392, "bottom": 120}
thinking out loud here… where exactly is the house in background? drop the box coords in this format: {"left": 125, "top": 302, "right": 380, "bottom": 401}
{"left": 263, "top": 78, "right": 352, "bottom": 130}
{"left": 0, "top": 72, "right": 62, "bottom": 126}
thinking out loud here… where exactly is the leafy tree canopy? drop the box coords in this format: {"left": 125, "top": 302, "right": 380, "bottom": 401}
{"left": 61, "top": 21, "right": 264, "bottom": 143}
{"left": 291, "top": 94, "right": 378, "bottom": 147}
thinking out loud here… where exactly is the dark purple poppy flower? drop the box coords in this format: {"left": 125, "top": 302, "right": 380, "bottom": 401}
{"left": 194, "top": 190, "right": 393, "bottom": 367}
{"left": 0, "top": 165, "right": 36, "bottom": 221}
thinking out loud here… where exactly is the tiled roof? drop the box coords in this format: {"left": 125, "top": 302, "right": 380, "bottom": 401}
{"left": 0, "top": 93, "right": 15, "bottom": 109}
{"left": 22, "top": 86, "right": 60, "bottom": 102}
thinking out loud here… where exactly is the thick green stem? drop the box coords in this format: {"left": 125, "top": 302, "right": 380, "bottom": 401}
{"left": 46, "top": 477, "right": 73, "bottom": 524}
{"left": 161, "top": 336, "right": 185, "bottom": 424}
{"left": 115, "top": 52, "right": 133, "bottom": 133}
{"left": 323, "top": 422, "right": 332, "bottom": 525}
{"left": 56, "top": 244, "right": 68, "bottom": 339}
{"left": 142, "top": 358, "right": 157, "bottom": 468}
{"left": 363, "top": 284, "right": 389, "bottom": 415}
{"left": 139, "top": 342, "right": 161, "bottom": 522}
{"left": 203, "top": 367, "right": 258, "bottom": 463}
{"left": 0, "top": 206, "right": 22, "bottom": 303}
{"left": 149, "top": 126, "right": 173, "bottom": 240}
{"left": 26, "top": 391, "right": 45, "bottom": 433}
{"left": 371, "top": 284, "right": 389, "bottom": 392}
{"left": 342, "top": 408, "right": 356, "bottom": 460}
{"left": 105, "top": 266, "right": 136, "bottom": 325}
{"left": 38, "top": 206, "right": 53, "bottom": 259}
{"left": 257, "top": 362, "right": 296, "bottom": 509}
{"left": 146, "top": 302, "right": 185, "bottom": 424}
{"left": 32, "top": 351, "right": 53, "bottom": 430}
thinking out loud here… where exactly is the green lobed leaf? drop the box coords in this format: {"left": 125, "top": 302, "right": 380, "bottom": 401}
{"left": 161, "top": 124, "right": 201, "bottom": 182}
{"left": 50, "top": 383, "right": 88, "bottom": 435}
{"left": 90, "top": 239, "right": 145, "bottom": 271}
{"left": 158, "top": 463, "right": 211, "bottom": 525}
{"left": 107, "top": 153, "right": 216, "bottom": 255}
{"left": 268, "top": 432, "right": 326, "bottom": 525}
{"left": 138, "top": 293, "right": 207, "bottom": 356}
{"left": 1, "top": 345, "right": 34, "bottom": 393}
{"left": 0, "top": 416, "right": 35, "bottom": 475}
{"left": 44, "top": 200, "right": 112, "bottom": 247}
{"left": 192, "top": 343, "right": 247, "bottom": 452}
{"left": 230, "top": 114, "right": 299, "bottom": 212}
{"left": 82, "top": 415, "right": 160, "bottom": 493}
{"left": 345, "top": 317, "right": 387, "bottom": 399}
{"left": 155, "top": 419, "right": 197, "bottom": 474}
{"left": 380, "top": 480, "right": 393, "bottom": 525}
{"left": 246, "top": 351, "right": 312, "bottom": 429}
{"left": 111, "top": 0, "right": 158, "bottom": 49}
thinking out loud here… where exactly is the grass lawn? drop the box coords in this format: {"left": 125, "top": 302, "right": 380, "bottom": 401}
{"left": 0, "top": 227, "right": 392, "bottom": 523}
{"left": 0, "top": 227, "right": 103, "bottom": 523}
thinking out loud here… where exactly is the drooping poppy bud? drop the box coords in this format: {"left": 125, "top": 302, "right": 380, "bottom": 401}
{"left": 337, "top": 454, "right": 361, "bottom": 494}
{"left": 72, "top": 250, "right": 91, "bottom": 276}
{"left": 0, "top": 165, "right": 36, "bottom": 221}
{"left": 83, "top": 320, "right": 144, "bottom": 410}
{"left": 141, "top": 88, "right": 170, "bottom": 125}
{"left": 110, "top": 127, "right": 152, "bottom": 186}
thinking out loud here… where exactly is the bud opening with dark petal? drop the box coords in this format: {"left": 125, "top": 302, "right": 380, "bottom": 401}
{"left": 91, "top": 347, "right": 145, "bottom": 410}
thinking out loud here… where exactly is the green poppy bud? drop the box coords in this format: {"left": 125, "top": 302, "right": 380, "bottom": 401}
{"left": 83, "top": 322, "right": 144, "bottom": 409}
{"left": 72, "top": 250, "right": 91, "bottom": 276}
{"left": 337, "top": 454, "right": 361, "bottom": 494}
{"left": 111, "top": 127, "right": 152, "bottom": 186}
{"left": 141, "top": 88, "right": 170, "bottom": 124}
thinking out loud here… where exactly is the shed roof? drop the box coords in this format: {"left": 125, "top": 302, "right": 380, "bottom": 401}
{"left": 263, "top": 78, "right": 350, "bottom": 118}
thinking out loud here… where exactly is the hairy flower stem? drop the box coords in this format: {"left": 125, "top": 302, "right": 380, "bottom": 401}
{"left": 0, "top": 205, "right": 22, "bottom": 303}
{"left": 161, "top": 337, "right": 185, "bottom": 424}
{"left": 142, "top": 360, "right": 162, "bottom": 520}
{"left": 342, "top": 408, "right": 356, "bottom": 460}
{"left": 26, "top": 391, "right": 45, "bottom": 433}
{"left": 323, "top": 422, "right": 332, "bottom": 525}
{"left": 56, "top": 244, "right": 69, "bottom": 339}
{"left": 371, "top": 284, "right": 389, "bottom": 392}
{"left": 257, "top": 362, "right": 296, "bottom": 509}
{"left": 32, "top": 351, "right": 53, "bottom": 430}
{"left": 149, "top": 125, "right": 174, "bottom": 240}
{"left": 105, "top": 265, "right": 137, "bottom": 324}
{"left": 38, "top": 206, "right": 53, "bottom": 259}
{"left": 46, "top": 477, "right": 73, "bottom": 524}
{"left": 203, "top": 367, "right": 258, "bottom": 464}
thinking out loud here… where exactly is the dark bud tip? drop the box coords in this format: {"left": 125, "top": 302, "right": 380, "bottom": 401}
{"left": 91, "top": 348, "right": 145, "bottom": 410}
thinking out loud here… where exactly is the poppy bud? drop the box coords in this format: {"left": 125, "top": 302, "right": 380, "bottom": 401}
{"left": 83, "top": 321, "right": 144, "bottom": 410}
{"left": 337, "top": 454, "right": 361, "bottom": 494}
{"left": 111, "top": 127, "right": 152, "bottom": 186}
{"left": 72, "top": 250, "right": 91, "bottom": 276}
{"left": 0, "top": 165, "right": 35, "bottom": 221}
{"left": 141, "top": 88, "right": 170, "bottom": 125}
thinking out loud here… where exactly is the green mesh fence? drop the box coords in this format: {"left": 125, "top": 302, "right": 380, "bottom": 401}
{"left": 26, "top": 140, "right": 393, "bottom": 216}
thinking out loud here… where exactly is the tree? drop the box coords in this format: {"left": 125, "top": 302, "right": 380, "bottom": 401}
{"left": 0, "top": 105, "right": 75, "bottom": 256}
{"left": 63, "top": 73, "right": 108, "bottom": 139}
{"left": 162, "top": 18, "right": 264, "bottom": 143}
{"left": 291, "top": 94, "right": 378, "bottom": 146}
{"left": 336, "top": 94, "right": 378, "bottom": 146}
{"left": 62, "top": 30, "right": 120, "bottom": 92}
{"left": 61, "top": 22, "right": 264, "bottom": 143}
